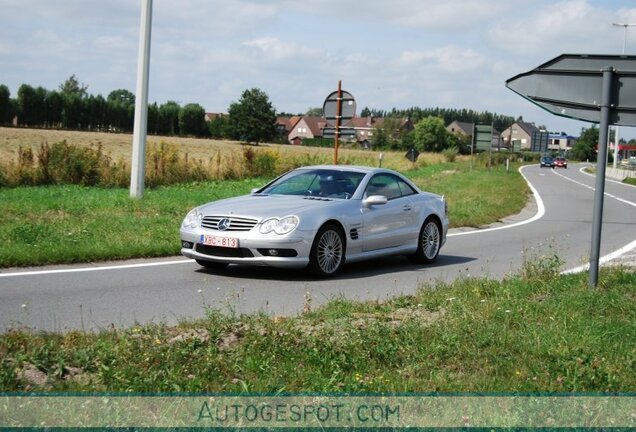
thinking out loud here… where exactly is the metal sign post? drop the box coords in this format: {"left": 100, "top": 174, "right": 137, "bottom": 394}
{"left": 589, "top": 68, "right": 613, "bottom": 287}
{"left": 322, "top": 83, "right": 356, "bottom": 165}
{"left": 506, "top": 54, "right": 636, "bottom": 288}
{"left": 334, "top": 81, "right": 342, "bottom": 165}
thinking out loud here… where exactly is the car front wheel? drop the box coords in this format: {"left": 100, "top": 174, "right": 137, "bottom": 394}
{"left": 408, "top": 217, "right": 441, "bottom": 264}
{"left": 308, "top": 224, "right": 344, "bottom": 277}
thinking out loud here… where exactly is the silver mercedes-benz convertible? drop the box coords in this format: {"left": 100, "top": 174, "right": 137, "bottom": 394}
{"left": 180, "top": 165, "right": 448, "bottom": 277}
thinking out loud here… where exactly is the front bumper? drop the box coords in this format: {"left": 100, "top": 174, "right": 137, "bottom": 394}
{"left": 180, "top": 228, "right": 313, "bottom": 269}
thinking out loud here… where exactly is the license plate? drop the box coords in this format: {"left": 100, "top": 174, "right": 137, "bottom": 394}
{"left": 200, "top": 234, "right": 239, "bottom": 248}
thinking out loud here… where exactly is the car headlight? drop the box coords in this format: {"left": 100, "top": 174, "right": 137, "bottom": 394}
{"left": 182, "top": 209, "right": 203, "bottom": 229}
{"left": 259, "top": 216, "right": 299, "bottom": 235}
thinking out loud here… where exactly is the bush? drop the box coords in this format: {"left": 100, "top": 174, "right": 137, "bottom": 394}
{"left": 442, "top": 147, "right": 459, "bottom": 162}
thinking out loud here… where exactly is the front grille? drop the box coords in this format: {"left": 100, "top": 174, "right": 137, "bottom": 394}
{"left": 201, "top": 216, "right": 258, "bottom": 232}
{"left": 195, "top": 244, "right": 254, "bottom": 258}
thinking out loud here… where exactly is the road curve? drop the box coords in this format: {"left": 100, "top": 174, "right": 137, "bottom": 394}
{"left": 1, "top": 163, "right": 634, "bottom": 332}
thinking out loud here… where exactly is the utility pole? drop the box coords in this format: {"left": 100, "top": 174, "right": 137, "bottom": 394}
{"left": 130, "top": 0, "right": 153, "bottom": 198}
{"left": 611, "top": 23, "right": 636, "bottom": 168}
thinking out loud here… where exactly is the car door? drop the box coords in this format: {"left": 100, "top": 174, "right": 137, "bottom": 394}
{"left": 361, "top": 173, "right": 417, "bottom": 252}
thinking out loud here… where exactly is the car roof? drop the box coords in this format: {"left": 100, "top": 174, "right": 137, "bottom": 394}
{"left": 297, "top": 164, "right": 392, "bottom": 175}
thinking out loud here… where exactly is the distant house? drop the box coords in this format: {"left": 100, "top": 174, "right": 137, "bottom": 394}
{"left": 347, "top": 116, "right": 383, "bottom": 147}
{"left": 350, "top": 116, "right": 413, "bottom": 148}
{"left": 501, "top": 121, "right": 542, "bottom": 151}
{"left": 275, "top": 116, "right": 300, "bottom": 136}
{"left": 548, "top": 133, "right": 577, "bottom": 152}
{"left": 204, "top": 112, "right": 226, "bottom": 122}
{"left": 287, "top": 116, "right": 326, "bottom": 145}
{"left": 446, "top": 120, "right": 474, "bottom": 139}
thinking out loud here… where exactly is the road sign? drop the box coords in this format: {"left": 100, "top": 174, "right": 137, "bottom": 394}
{"left": 473, "top": 124, "right": 493, "bottom": 152}
{"left": 323, "top": 90, "right": 356, "bottom": 127}
{"left": 506, "top": 54, "right": 636, "bottom": 126}
{"left": 531, "top": 130, "right": 549, "bottom": 153}
{"left": 506, "top": 53, "right": 635, "bottom": 288}
{"left": 322, "top": 127, "right": 357, "bottom": 139}
{"left": 405, "top": 148, "right": 419, "bottom": 162}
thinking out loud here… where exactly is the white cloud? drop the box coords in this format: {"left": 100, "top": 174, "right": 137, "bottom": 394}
{"left": 399, "top": 47, "right": 487, "bottom": 72}
{"left": 242, "top": 37, "right": 323, "bottom": 61}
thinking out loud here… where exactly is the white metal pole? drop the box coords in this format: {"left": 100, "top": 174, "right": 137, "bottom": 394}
{"left": 130, "top": 0, "right": 153, "bottom": 198}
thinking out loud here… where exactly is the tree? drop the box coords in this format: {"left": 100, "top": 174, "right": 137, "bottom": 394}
{"left": 227, "top": 88, "right": 277, "bottom": 144}
{"left": 305, "top": 107, "right": 322, "bottom": 117}
{"left": 412, "top": 116, "right": 454, "bottom": 152}
{"left": 45, "top": 90, "right": 64, "bottom": 128}
{"left": 107, "top": 89, "right": 135, "bottom": 132}
{"left": 158, "top": 101, "right": 181, "bottom": 135}
{"left": 0, "top": 84, "right": 12, "bottom": 125}
{"left": 17, "top": 84, "right": 37, "bottom": 126}
{"left": 179, "top": 103, "right": 207, "bottom": 136}
{"left": 208, "top": 114, "right": 230, "bottom": 138}
{"left": 59, "top": 74, "right": 88, "bottom": 98}
{"left": 571, "top": 126, "right": 598, "bottom": 161}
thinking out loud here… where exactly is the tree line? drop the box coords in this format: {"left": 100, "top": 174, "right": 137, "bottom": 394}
{"left": 0, "top": 75, "right": 213, "bottom": 137}
{"left": 360, "top": 106, "right": 517, "bottom": 132}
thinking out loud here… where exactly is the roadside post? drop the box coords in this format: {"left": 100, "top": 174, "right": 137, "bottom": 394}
{"left": 322, "top": 82, "right": 356, "bottom": 165}
{"left": 506, "top": 54, "right": 636, "bottom": 287}
{"left": 130, "top": 0, "right": 153, "bottom": 199}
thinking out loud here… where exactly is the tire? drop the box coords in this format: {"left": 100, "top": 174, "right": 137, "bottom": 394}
{"left": 408, "top": 217, "right": 441, "bottom": 264}
{"left": 308, "top": 224, "right": 345, "bottom": 278}
{"left": 195, "top": 259, "right": 229, "bottom": 271}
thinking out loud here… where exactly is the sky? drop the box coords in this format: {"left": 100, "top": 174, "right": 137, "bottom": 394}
{"left": 2, "top": 0, "right": 636, "bottom": 139}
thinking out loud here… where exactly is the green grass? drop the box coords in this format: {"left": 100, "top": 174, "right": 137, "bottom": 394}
{"left": 0, "top": 163, "right": 529, "bottom": 267}
{"left": 2, "top": 264, "right": 633, "bottom": 392}
{"left": 408, "top": 161, "right": 528, "bottom": 228}
{"left": 0, "top": 179, "right": 265, "bottom": 267}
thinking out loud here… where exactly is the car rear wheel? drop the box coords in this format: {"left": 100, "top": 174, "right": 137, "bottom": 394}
{"left": 308, "top": 224, "right": 344, "bottom": 277}
{"left": 408, "top": 217, "right": 441, "bottom": 264}
{"left": 195, "top": 259, "right": 229, "bottom": 271}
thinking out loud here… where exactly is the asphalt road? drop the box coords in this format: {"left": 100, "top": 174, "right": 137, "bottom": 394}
{"left": 1, "top": 163, "right": 635, "bottom": 332}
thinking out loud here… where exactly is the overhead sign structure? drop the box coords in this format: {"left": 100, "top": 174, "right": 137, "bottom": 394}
{"left": 506, "top": 54, "right": 636, "bottom": 126}
{"left": 473, "top": 124, "right": 493, "bottom": 152}
{"left": 531, "top": 130, "right": 549, "bottom": 153}
{"left": 506, "top": 53, "right": 636, "bottom": 288}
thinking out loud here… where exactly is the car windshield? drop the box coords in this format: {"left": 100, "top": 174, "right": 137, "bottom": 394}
{"left": 259, "top": 169, "right": 366, "bottom": 199}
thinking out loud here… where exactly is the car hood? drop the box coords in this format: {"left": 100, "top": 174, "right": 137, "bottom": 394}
{"left": 198, "top": 194, "right": 343, "bottom": 220}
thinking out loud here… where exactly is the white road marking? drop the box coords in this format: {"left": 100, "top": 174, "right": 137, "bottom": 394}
{"left": 0, "top": 259, "right": 194, "bottom": 278}
{"left": 448, "top": 165, "right": 545, "bottom": 237}
{"left": 563, "top": 239, "right": 636, "bottom": 274}
{"left": 550, "top": 166, "right": 636, "bottom": 208}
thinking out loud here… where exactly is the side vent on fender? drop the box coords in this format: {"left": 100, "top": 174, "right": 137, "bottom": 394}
{"left": 350, "top": 228, "right": 359, "bottom": 240}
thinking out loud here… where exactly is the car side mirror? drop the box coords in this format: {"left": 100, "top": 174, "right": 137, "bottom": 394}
{"left": 251, "top": 188, "right": 261, "bottom": 194}
{"left": 363, "top": 195, "right": 388, "bottom": 207}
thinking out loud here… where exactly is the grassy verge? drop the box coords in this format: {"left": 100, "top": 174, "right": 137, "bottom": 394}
{"left": 0, "top": 179, "right": 264, "bottom": 267}
{"left": 0, "top": 162, "right": 528, "bottom": 267}
{"left": 1, "top": 262, "right": 633, "bottom": 392}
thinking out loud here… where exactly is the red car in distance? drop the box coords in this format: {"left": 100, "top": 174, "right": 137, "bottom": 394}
{"left": 554, "top": 157, "right": 568, "bottom": 168}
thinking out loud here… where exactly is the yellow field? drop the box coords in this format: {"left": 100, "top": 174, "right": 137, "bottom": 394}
{"left": 0, "top": 127, "right": 443, "bottom": 171}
